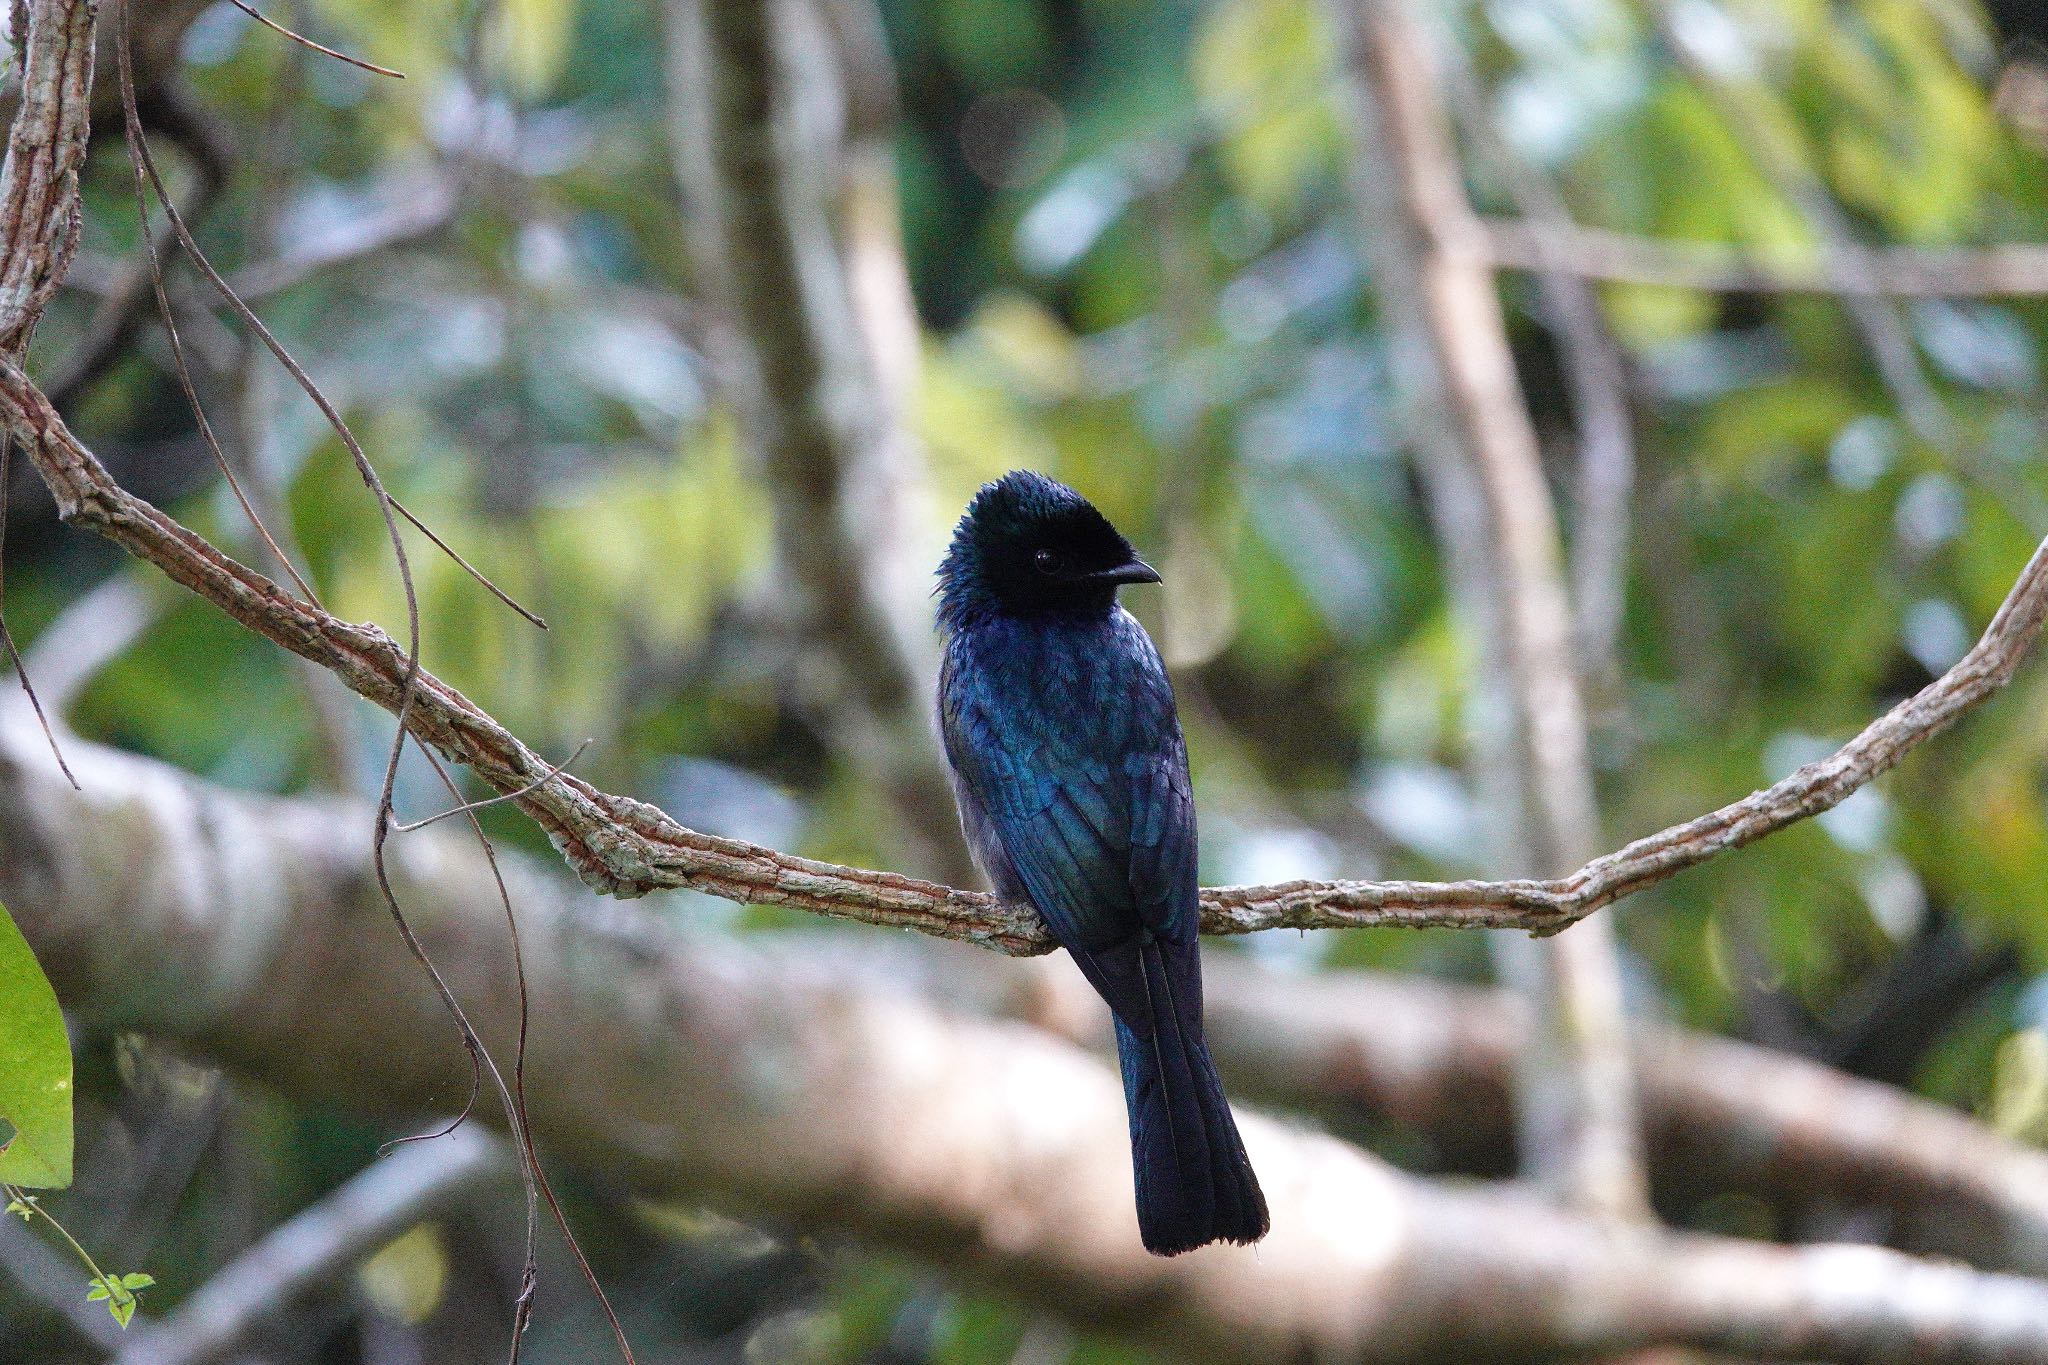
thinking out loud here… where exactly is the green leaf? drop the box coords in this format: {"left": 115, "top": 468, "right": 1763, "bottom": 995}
{"left": 0, "top": 897, "right": 70, "bottom": 1188}
{"left": 88, "top": 1273, "right": 148, "bottom": 1328}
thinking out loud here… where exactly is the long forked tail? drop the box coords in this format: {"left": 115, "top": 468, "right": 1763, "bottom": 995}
{"left": 1110, "top": 936, "right": 1269, "bottom": 1255}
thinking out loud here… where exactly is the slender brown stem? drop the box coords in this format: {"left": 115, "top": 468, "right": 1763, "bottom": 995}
{"left": 226, "top": 0, "right": 404, "bottom": 78}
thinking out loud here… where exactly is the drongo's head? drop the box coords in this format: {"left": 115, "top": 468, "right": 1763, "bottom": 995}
{"left": 937, "top": 470, "right": 1159, "bottom": 628}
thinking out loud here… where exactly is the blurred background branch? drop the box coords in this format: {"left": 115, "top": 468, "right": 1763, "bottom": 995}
{"left": 665, "top": 0, "right": 966, "bottom": 883}
{"left": 1329, "top": 0, "right": 1648, "bottom": 1222}
{"left": 1481, "top": 217, "right": 2048, "bottom": 297}
{"left": 13, "top": 704, "right": 2048, "bottom": 1362}
{"left": 112, "top": 1126, "right": 505, "bottom": 1365}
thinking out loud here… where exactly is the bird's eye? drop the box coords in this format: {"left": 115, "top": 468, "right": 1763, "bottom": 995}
{"left": 1033, "top": 548, "right": 1064, "bottom": 576}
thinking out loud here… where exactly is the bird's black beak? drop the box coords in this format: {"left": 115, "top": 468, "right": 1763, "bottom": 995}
{"left": 1093, "top": 559, "right": 1162, "bottom": 587}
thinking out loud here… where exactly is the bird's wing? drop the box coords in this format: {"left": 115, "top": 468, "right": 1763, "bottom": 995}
{"left": 940, "top": 641, "right": 1199, "bottom": 1009}
{"left": 1122, "top": 733, "right": 1199, "bottom": 942}
{"left": 943, "top": 689, "right": 1131, "bottom": 947}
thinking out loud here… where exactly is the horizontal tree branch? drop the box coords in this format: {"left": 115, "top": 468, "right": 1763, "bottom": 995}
{"left": 12, "top": 709, "right": 2048, "bottom": 1363}
{"left": 6, "top": 335, "right": 2044, "bottom": 949}
{"left": 1482, "top": 215, "right": 2048, "bottom": 297}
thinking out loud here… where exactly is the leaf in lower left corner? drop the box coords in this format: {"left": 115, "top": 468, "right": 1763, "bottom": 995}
{"left": 0, "top": 896, "right": 70, "bottom": 1188}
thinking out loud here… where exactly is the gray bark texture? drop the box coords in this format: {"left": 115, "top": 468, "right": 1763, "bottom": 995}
{"left": 10, "top": 705, "right": 2048, "bottom": 1363}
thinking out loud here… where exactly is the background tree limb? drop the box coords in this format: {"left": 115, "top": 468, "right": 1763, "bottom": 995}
{"left": 1328, "top": 0, "right": 1647, "bottom": 1221}
{"left": 1481, "top": 217, "right": 2048, "bottom": 298}
{"left": 111, "top": 1126, "right": 504, "bottom": 1365}
{"left": 665, "top": 0, "right": 965, "bottom": 882}
{"left": 11, "top": 704, "right": 2048, "bottom": 1363}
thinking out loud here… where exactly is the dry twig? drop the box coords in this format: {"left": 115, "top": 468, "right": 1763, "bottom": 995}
{"left": 225, "top": 0, "right": 405, "bottom": 80}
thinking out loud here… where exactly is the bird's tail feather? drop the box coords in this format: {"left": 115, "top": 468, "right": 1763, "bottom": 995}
{"left": 1111, "top": 937, "right": 1269, "bottom": 1256}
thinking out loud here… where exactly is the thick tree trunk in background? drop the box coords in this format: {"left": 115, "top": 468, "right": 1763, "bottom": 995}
{"left": 9, "top": 704, "right": 2048, "bottom": 1362}
{"left": 664, "top": 0, "right": 967, "bottom": 883}
{"left": 1193, "top": 963, "right": 2048, "bottom": 1277}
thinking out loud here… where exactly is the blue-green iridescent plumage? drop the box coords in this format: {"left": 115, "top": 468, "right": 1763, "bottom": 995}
{"left": 935, "top": 470, "right": 1268, "bottom": 1256}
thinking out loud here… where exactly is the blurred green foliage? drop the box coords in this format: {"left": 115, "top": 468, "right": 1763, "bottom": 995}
{"left": 8, "top": 0, "right": 2048, "bottom": 1359}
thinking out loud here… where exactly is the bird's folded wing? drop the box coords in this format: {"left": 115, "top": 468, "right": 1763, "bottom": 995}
{"left": 941, "top": 694, "right": 1198, "bottom": 963}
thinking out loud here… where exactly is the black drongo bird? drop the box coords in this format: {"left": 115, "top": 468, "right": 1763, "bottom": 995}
{"left": 935, "top": 470, "right": 1269, "bottom": 1256}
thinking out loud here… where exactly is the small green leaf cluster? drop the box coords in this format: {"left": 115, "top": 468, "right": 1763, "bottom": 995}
{"left": 86, "top": 1271, "right": 158, "bottom": 1328}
